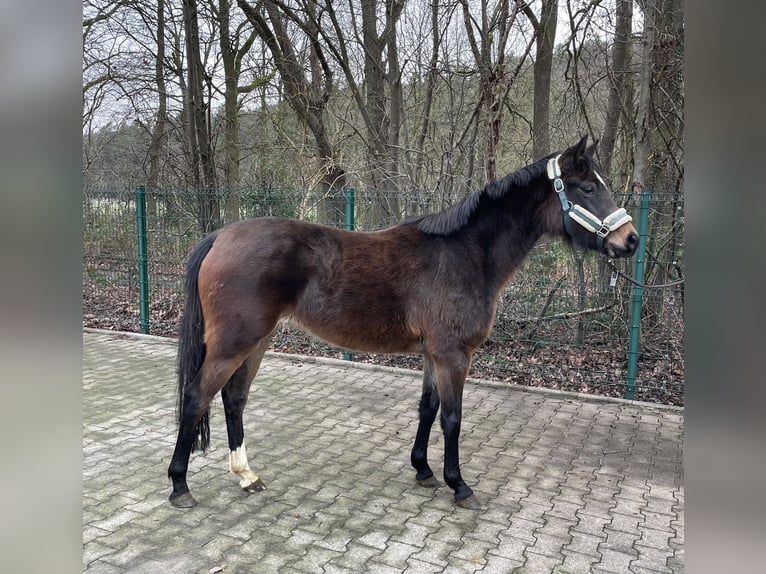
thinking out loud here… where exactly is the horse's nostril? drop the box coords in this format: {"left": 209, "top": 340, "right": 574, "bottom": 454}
{"left": 627, "top": 232, "right": 639, "bottom": 250}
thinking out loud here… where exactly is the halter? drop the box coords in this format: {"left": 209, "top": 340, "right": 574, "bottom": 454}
{"left": 546, "top": 154, "right": 633, "bottom": 250}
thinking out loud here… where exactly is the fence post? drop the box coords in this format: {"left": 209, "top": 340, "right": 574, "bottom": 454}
{"left": 343, "top": 188, "right": 355, "bottom": 361}
{"left": 344, "top": 188, "right": 355, "bottom": 231}
{"left": 136, "top": 185, "right": 150, "bottom": 334}
{"left": 625, "top": 188, "right": 651, "bottom": 400}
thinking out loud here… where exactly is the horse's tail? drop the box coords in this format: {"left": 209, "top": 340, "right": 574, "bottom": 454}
{"left": 177, "top": 231, "right": 217, "bottom": 453}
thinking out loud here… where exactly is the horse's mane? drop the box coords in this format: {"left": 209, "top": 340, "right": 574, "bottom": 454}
{"left": 403, "top": 157, "right": 550, "bottom": 236}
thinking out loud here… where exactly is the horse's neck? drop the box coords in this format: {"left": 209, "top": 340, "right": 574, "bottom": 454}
{"left": 482, "top": 185, "right": 549, "bottom": 292}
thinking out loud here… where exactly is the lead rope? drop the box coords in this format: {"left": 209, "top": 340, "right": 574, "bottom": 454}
{"left": 604, "top": 258, "right": 685, "bottom": 289}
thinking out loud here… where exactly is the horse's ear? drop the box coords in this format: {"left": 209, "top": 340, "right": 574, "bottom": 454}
{"left": 586, "top": 138, "right": 599, "bottom": 156}
{"left": 560, "top": 134, "right": 589, "bottom": 172}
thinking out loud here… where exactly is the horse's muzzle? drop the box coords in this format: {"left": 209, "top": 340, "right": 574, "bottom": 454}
{"left": 605, "top": 224, "right": 639, "bottom": 258}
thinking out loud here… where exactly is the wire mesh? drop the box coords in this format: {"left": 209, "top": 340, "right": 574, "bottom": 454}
{"left": 82, "top": 186, "right": 683, "bottom": 405}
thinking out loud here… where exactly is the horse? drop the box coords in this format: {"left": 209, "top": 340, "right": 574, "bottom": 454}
{"left": 167, "top": 135, "right": 638, "bottom": 510}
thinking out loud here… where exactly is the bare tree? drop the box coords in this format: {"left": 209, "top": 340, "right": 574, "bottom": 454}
{"left": 358, "top": 0, "right": 405, "bottom": 224}
{"left": 147, "top": 0, "right": 168, "bottom": 194}
{"left": 599, "top": 0, "right": 632, "bottom": 178}
{"left": 411, "top": 0, "right": 442, "bottom": 189}
{"left": 237, "top": 0, "right": 347, "bottom": 225}
{"left": 634, "top": 0, "right": 684, "bottom": 305}
{"left": 634, "top": 0, "right": 683, "bottom": 192}
{"left": 458, "top": 0, "right": 526, "bottom": 183}
{"left": 522, "top": 0, "right": 558, "bottom": 160}
{"left": 217, "top": 0, "right": 269, "bottom": 223}
{"left": 183, "top": 0, "right": 220, "bottom": 231}
{"left": 271, "top": 0, "right": 408, "bottom": 224}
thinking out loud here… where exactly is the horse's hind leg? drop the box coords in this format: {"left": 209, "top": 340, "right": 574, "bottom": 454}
{"left": 222, "top": 335, "right": 272, "bottom": 494}
{"left": 411, "top": 355, "right": 441, "bottom": 487}
{"left": 168, "top": 352, "right": 248, "bottom": 508}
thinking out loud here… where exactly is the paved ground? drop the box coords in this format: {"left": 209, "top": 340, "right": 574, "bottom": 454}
{"left": 83, "top": 330, "right": 684, "bottom": 574}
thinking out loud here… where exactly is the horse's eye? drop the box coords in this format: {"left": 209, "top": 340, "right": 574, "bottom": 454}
{"left": 582, "top": 184, "right": 595, "bottom": 195}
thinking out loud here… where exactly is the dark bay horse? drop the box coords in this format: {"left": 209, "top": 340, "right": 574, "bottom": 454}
{"left": 167, "top": 135, "right": 638, "bottom": 509}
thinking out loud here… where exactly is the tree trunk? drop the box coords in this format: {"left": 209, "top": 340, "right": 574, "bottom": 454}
{"left": 183, "top": 0, "right": 220, "bottom": 232}
{"left": 413, "top": 0, "right": 441, "bottom": 190}
{"left": 361, "top": 0, "right": 393, "bottom": 225}
{"left": 219, "top": 0, "right": 241, "bottom": 224}
{"left": 600, "top": 0, "right": 633, "bottom": 177}
{"left": 146, "top": 0, "right": 167, "bottom": 216}
{"left": 530, "top": 0, "right": 558, "bottom": 161}
{"left": 633, "top": 0, "right": 684, "bottom": 332}
{"left": 633, "top": 0, "right": 655, "bottom": 189}
{"left": 386, "top": 0, "right": 404, "bottom": 219}
{"left": 458, "top": 0, "right": 522, "bottom": 184}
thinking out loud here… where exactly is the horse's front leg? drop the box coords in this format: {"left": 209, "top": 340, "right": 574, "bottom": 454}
{"left": 434, "top": 350, "right": 481, "bottom": 510}
{"left": 411, "top": 355, "right": 441, "bottom": 487}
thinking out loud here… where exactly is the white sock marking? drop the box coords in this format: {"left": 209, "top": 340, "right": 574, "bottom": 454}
{"left": 229, "top": 445, "right": 261, "bottom": 488}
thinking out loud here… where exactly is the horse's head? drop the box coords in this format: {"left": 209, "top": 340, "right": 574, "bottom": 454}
{"left": 549, "top": 135, "right": 638, "bottom": 258}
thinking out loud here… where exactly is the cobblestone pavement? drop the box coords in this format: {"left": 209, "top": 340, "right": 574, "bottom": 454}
{"left": 83, "top": 330, "right": 684, "bottom": 574}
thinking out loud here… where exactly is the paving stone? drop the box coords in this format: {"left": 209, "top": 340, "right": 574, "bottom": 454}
{"left": 572, "top": 512, "right": 611, "bottom": 539}
{"left": 440, "top": 556, "right": 484, "bottom": 573}
{"left": 594, "top": 548, "right": 637, "bottom": 573}
{"left": 631, "top": 544, "right": 674, "bottom": 573}
{"left": 404, "top": 557, "right": 446, "bottom": 573}
{"left": 517, "top": 551, "right": 564, "bottom": 573}
{"left": 287, "top": 545, "right": 343, "bottom": 572}
{"left": 555, "top": 549, "right": 601, "bottom": 573}
{"left": 490, "top": 532, "right": 532, "bottom": 562}
{"left": 326, "top": 541, "right": 383, "bottom": 570}
{"left": 600, "top": 527, "right": 640, "bottom": 556}
{"left": 409, "top": 534, "right": 459, "bottom": 567}
{"left": 609, "top": 510, "right": 643, "bottom": 534}
{"left": 640, "top": 509, "right": 677, "bottom": 532}
{"left": 82, "top": 330, "right": 684, "bottom": 574}
{"left": 635, "top": 525, "right": 674, "bottom": 550}
{"left": 480, "top": 553, "right": 525, "bottom": 573}
{"left": 611, "top": 495, "right": 646, "bottom": 518}
{"left": 527, "top": 531, "right": 569, "bottom": 560}
{"left": 564, "top": 530, "right": 604, "bottom": 557}
{"left": 537, "top": 515, "right": 576, "bottom": 541}
{"left": 452, "top": 537, "right": 495, "bottom": 566}
{"left": 83, "top": 540, "right": 118, "bottom": 569}
{"left": 545, "top": 500, "right": 583, "bottom": 522}
{"left": 365, "top": 561, "right": 409, "bottom": 574}
{"left": 374, "top": 539, "right": 422, "bottom": 569}
{"left": 631, "top": 567, "right": 673, "bottom": 574}
{"left": 506, "top": 516, "right": 543, "bottom": 543}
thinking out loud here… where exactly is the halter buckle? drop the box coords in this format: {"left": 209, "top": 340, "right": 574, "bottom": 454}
{"left": 596, "top": 224, "right": 611, "bottom": 238}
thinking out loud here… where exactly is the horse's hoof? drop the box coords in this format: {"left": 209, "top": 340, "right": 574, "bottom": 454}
{"left": 169, "top": 491, "right": 197, "bottom": 508}
{"left": 417, "top": 476, "right": 441, "bottom": 488}
{"left": 455, "top": 494, "right": 482, "bottom": 510}
{"left": 242, "top": 478, "right": 267, "bottom": 493}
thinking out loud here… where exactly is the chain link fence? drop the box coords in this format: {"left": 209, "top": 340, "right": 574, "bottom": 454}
{"left": 83, "top": 185, "right": 684, "bottom": 405}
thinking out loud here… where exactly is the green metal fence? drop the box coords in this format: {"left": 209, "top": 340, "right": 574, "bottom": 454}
{"left": 82, "top": 185, "right": 684, "bottom": 405}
